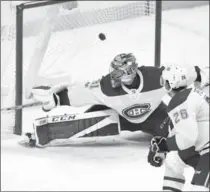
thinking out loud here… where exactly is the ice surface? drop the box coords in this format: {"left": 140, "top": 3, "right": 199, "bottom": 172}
{"left": 1, "top": 5, "right": 209, "bottom": 191}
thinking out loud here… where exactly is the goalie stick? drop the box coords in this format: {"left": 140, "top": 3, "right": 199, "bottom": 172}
{"left": 1, "top": 102, "right": 42, "bottom": 112}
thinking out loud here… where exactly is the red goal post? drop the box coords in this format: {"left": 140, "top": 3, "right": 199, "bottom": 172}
{"left": 1, "top": 0, "right": 162, "bottom": 136}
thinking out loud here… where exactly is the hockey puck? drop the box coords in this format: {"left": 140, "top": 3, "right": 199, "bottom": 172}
{"left": 98, "top": 33, "right": 106, "bottom": 41}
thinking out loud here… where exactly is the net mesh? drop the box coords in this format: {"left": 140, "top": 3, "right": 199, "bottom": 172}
{"left": 1, "top": 1, "right": 156, "bottom": 135}
{"left": 1, "top": 1, "right": 17, "bottom": 137}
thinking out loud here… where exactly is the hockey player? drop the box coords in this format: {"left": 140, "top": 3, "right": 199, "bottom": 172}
{"left": 147, "top": 66, "right": 209, "bottom": 191}
{"left": 25, "top": 53, "right": 203, "bottom": 147}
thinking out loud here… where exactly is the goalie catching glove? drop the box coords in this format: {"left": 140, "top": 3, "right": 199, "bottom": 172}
{"left": 147, "top": 136, "right": 169, "bottom": 167}
{"left": 31, "top": 83, "right": 69, "bottom": 112}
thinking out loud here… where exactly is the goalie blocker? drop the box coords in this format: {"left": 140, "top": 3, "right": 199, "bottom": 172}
{"left": 30, "top": 108, "right": 120, "bottom": 147}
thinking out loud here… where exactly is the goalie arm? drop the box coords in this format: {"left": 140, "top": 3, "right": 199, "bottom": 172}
{"left": 67, "top": 79, "right": 104, "bottom": 107}
{"left": 32, "top": 79, "right": 106, "bottom": 111}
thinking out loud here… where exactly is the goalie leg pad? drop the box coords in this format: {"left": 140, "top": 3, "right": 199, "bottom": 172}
{"left": 33, "top": 109, "right": 120, "bottom": 146}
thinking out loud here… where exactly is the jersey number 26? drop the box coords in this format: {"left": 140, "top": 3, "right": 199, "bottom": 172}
{"left": 173, "top": 109, "right": 188, "bottom": 124}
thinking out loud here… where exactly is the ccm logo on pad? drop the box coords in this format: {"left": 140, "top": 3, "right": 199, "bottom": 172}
{"left": 122, "top": 104, "right": 151, "bottom": 119}
{"left": 51, "top": 114, "right": 76, "bottom": 122}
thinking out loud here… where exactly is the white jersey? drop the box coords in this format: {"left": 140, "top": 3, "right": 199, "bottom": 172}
{"left": 68, "top": 66, "right": 165, "bottom": 124}
{"left": 167, "top": 66, "right": 209, "bottom": 154}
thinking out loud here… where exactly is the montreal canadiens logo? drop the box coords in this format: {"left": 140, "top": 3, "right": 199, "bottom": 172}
{"left": 122, "top": 104, "right": 151, "bottom": 119}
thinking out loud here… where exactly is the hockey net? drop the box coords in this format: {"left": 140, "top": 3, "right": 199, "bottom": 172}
{"left": 1, "top": 1, "right": 157, "bottom": 136}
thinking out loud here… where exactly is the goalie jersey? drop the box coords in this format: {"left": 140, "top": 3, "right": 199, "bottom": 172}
{"left": 68, "top": 66, "right": 165, "bottom": 124}
{"left": 166, "top": 66, "right": 209, "bottom": 154}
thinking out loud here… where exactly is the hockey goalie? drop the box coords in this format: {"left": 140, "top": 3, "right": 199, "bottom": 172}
{"left": 23, "top": 53, "right": 208, "bottom": 148}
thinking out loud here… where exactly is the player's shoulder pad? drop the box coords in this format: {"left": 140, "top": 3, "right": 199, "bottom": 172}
{"left": 167, "top": 88, "right": 192, "bottom": 113}
{"left": 139, "top": 66, "right": 164, "bottom": 92}
{"left": 100, "top": 74, "right": 127, "bottom": 97}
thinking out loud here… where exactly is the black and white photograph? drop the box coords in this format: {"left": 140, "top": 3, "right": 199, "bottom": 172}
{"left": 1, "top": 0, "right": 209, "bottom": 191}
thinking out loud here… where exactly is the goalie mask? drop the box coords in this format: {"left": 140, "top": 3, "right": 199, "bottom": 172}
{"left": 110, "top": 53, "right": 138, "bottom": 88}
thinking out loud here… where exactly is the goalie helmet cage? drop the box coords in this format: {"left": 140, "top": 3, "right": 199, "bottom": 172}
{"left": 3, "top": 0, "right": 162, "bottom": 135}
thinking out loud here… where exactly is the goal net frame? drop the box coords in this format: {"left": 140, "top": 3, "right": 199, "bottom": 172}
{"left": 7, "top": 0, "right": 162, "bottom": 135}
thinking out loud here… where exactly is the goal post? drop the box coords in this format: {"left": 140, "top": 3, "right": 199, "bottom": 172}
{"left": 15, "top": 2, "right": 63, "bottom": 134}
{"left": 15, "top": 4, "right": 23, "bottom": 135}
{"left": 1, "top": 0, "right": 162, "bottom": 136}
{"left": 154, "top": 0, "right": 162, "bottom": 68}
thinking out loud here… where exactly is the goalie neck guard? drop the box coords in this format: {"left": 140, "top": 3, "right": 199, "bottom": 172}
{"left": 110, "top": 53, "right": 138, "bottom": 88}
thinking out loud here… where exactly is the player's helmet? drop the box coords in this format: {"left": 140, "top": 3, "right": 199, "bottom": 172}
{"left": 110, "top": 53, "right": 138, "bottom": 88}
{"left": 160, "top": 65, "right": 187, "bottom": 92}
